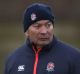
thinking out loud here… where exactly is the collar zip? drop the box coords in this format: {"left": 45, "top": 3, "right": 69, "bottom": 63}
{"left": 32, "top": 46, "right": 41, "bottom": 74}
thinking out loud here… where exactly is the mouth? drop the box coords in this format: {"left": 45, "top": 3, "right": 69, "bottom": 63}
{"left": 39, "top": 38, "right": 49, "bottom": 41}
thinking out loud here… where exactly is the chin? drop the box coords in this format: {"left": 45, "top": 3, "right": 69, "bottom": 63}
{"left": 38, "top": 41, "right": 51, "bottom": 46}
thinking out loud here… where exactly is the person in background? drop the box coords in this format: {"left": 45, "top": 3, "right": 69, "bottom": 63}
{"left": 4, "top": 3, "right": 80, "bottom": 74}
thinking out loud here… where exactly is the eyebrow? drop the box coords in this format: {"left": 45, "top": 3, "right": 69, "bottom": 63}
{"left": 35, "top": 20, "right": 51, "bottom": 25}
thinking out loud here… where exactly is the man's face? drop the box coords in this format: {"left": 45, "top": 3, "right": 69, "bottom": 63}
{"left": 25, "top": 20, "right": 54, "bottom": 46}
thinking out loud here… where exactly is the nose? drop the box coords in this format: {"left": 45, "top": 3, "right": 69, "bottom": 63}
{"left": 39, "top": 26, "right": 48, "bottom": 34}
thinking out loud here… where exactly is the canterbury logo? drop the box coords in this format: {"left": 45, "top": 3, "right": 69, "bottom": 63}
{"left": 18, "top": 65, "right": 25, "bottom": 71}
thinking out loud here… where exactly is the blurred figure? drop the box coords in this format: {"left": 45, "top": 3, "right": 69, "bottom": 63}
{"left": 4, "top": 3, "right": 80, "bottom": 74}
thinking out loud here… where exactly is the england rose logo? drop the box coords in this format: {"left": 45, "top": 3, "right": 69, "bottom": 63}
{"left": 46, "top": 62, "right": 55, "bottom": 72}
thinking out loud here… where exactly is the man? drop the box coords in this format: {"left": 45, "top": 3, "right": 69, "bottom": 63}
{"left": 4, "top": 3, "right": 80, "bottom": 74}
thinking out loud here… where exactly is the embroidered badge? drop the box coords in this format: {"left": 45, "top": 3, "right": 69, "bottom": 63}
{"left": 18, "top": 65, "right": 25, "bottom": 71}
{"left": 31, "top": 13, "right": 37, "bottom": 21}
{"left": 46, "top": 62, "right": 55, "bottom": 72}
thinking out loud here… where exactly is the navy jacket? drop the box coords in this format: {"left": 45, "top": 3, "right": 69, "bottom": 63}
{"left": 5, "top": 37, "right": 80, "bottom": 74}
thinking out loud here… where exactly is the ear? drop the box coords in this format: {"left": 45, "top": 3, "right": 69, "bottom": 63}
{"left": 24, "top": 30, "right": 29, "bottom": 37}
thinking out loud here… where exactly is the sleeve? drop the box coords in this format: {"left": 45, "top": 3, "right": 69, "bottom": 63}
{"left": 4, "top": 54, "right": 13, "bottom": 74}
{"left": 74, "top": 52, "right": 80, "bottom": 74}
{"left": 68, "top": 48, "right": 80, "bottom": 74}
{"left": 4, "top": 58, "right": 9, "bottom": 74}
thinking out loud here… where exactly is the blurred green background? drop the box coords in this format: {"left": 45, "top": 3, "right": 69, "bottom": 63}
{"left": 0, "top": 0, "right": 80, "bottom": 74}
